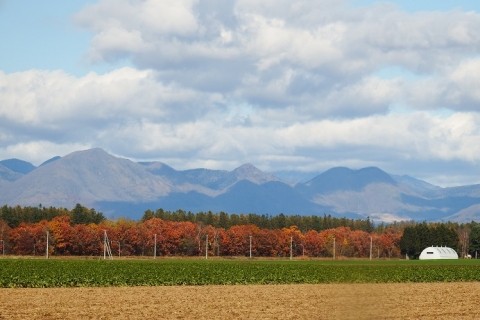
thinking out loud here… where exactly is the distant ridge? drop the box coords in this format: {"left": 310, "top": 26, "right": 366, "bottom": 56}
{"left": 0, "top": 148, "right": 172, "bottom": 209}
{"left": 40, "top": 156, "right": 62, "bottom": 166}
{"left": 0, "top": 159, "right": 36, "bottom": 174}
{"left": 299, "top": 167, "right": 396, "bottom": 194}
{"left": 1, "top": 148, "right": 480, "bottom": 222}
{"left": 140, "top": 161, "right": 278, "bottom": 191}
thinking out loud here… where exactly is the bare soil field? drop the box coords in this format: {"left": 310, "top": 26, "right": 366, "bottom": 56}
{"left": 1, "top": 283, "right": 479, "bottom": 319}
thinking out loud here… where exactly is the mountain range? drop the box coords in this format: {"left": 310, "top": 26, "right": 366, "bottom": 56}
{"left": 1, "top": 148, "right": 479, "bottom": 222}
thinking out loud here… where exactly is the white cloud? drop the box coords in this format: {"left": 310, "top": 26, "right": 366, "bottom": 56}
{"left": 73, "top": 0, "right": 480, "bottom": 117}
{"left": 76, "top": 0, "right": 199, "bottom": 36}
{"left": 265, "top": 111, "right": 480, "bottom": 176}
{"left": 2, "top": 64, "right": 480, "bottom": 184}
{"left": 0, "top": 141, "right": 90, "bottom": 166}
{"left": 2, "top": 0, "right": 480, "bottom": 186}
{"left": 446, "top": 59, "right": 480, "bottom": 106}
{"left": 75, "top": 0, "right": 201, "bottom": 64}
{"left": 404, "top": 58, "right": 480, "bottom": 111}
{"left": 0, "top": 68, "right": 216, "bottom": 127}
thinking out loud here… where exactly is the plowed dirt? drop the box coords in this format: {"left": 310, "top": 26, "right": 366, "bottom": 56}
{"left": 1, "top": 283, "right": 479, "bottom": 319}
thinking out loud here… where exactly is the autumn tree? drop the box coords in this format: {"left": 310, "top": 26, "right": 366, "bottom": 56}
{"left": 377, "top": 228, "right": 402, "bottom": 258}
{"left": 69, "top": 223, "right": 102, "bottom": 255}
{"left": 222, "top": 225, "right": 260, "bottom": 256}
{"left": 48, "top": 215, "right": 73, "bottom": 255}
{"left": 280, "top": 226, "right": 304, "bottom": 257}
{"left": 304, "top": 230, "right": 325, "bottom": 257}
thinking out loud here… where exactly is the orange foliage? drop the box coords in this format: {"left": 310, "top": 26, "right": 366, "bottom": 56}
{"left": 5, "top": 217, "right": 403, "bottom": 258}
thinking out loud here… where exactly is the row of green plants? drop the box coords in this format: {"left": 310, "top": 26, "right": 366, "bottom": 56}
{"left": 1, "top": 259, "right": 479, "bottom": 288}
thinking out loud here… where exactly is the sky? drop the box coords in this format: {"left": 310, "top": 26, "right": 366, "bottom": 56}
{"left": 1, "top": 0, "right": 480, "bottom": 187}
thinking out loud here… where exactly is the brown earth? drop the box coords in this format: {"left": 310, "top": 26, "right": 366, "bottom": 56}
{"left": 0, "top": 283, "right": 479, "bottom": 319}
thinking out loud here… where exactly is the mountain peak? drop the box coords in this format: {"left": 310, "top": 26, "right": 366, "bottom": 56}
{"left": 1, "top": 148, "right": 172, "bottom": 208}
{"left": 2, "top": 148, "right": 480, "bottom": 222}
{"left": 0, "top": 158, "right": 36, "bottom": 174}
{"left": 66, "top": 148, "right": 110, "bottom": 159}
{"left": 233, "top": 163, "right": 278, "bottom": 185}
{"left": 302, "top": 166, "right": 396, "bottom": 193}
{"left": 59, "top": 148, "right": 123, "bottom": 167}
{"left": 139, "top": 161, "right": 177, "bottom": 176}
{"left": 233, "top": 163, "right": 260, "bottom": 174}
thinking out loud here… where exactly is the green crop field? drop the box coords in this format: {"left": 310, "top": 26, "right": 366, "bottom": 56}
{"left": 1, "top": 258, "right": 480, "bottom": 288}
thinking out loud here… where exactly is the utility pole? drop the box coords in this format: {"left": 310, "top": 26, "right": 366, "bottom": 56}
{"left": 333, "top": 237, "right": 336, "bottom": 260}
{"left": 369, "top": 236, "right": 373, "bottom": 260}
{"left": 103, "top": 230, "right": 112, "bottom": 259}
{"left": 290, "top": 236, "right": 293, "bottom": 260}
{"left": 154, "top": 234, "right": 157, "bottom": 259}
{"left": 249, "top": 235, "right": 252, "bottom": 259}
{"left": 103, "top": 230, "right": 106, "bottom": 259}
{"left": 104, "top": 230, "right": 106, "bottom": 259}
{"left": 46, "top": 230, "right": 49, "bottom": 259}
{"left": 205, "top": 234, "right": 208, "bottom": 260}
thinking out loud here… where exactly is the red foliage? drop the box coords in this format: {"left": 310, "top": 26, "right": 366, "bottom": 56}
{"left": 5, "top": 217, "right": 403, "bottom": 258}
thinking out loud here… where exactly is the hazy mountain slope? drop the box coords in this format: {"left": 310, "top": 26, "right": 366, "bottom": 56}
{"left": 139, "top": 161, "right": 177, "bottom": 176}
{"left": 296, "top": 166, "right": 480, "bottom": 222}
{"left": 101, "top": 180, "right": 325, "bottom": 218}
{"left": 95, "top": 191, "right": 215, "bottom": 220}
{"left": 232, "top": 164, "right": 279, "bottom": 185}
{"left": 213, "top": 180, "right": 322, "bottom": 215}
{"left": 310, "top": 183, "right": 417, "bottom": 222}
{"left": 0, "top": 163, "right": 23, "bottom": 182}
{"left": 297, "top": 167, "right": 397, "bottom": 195}
{"left": 0, "top": 159, "right": 36, "bottom": 175}
{"left": 2, "top": 148, "right": 173, "bottom": 208}
{"left": 391, "top": 174, "right": 441, "bottom": 195}
{"left": 1, "top": 148, "right": 480, "bottom": 222}
{"left": 434, "top": 184, "right": 480, "bottom": 198}
{"left": 442, "top": 204, "right": 480, "bottom": 223}
{"left": 141, "top": 162, "right": 279, "bottom": 191}
{"left": 40, "top": 156, "right": 62, "bottom": 166}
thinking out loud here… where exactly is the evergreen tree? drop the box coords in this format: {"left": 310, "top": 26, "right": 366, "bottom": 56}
{"left": 70, "top": 204, "right": 105, "bottom": 224}
{"left": 469, "top": 222, "right": 480, "bottom": 257}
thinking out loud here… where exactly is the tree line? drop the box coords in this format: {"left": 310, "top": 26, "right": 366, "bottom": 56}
{"left": 1, "top": 216, "right": 401, "bottom": 258}
{"left": 1, "top": 204, "right": 480, "bottom": 259}
{"left": 0, "top": 204, "right": 105, "bottom": 227}
{"left": 142, "top": 208, "right": 376, "bottom": 232}
{"left": 0, "top": 205, "right": 399, "bottom": 258}
{"left": 399, "top": 223, "right": 461, "bottom": 258}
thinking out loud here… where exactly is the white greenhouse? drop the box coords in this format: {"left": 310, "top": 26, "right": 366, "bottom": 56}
{"left": 419, "top": 246, "right": 459, "bottom": 260}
